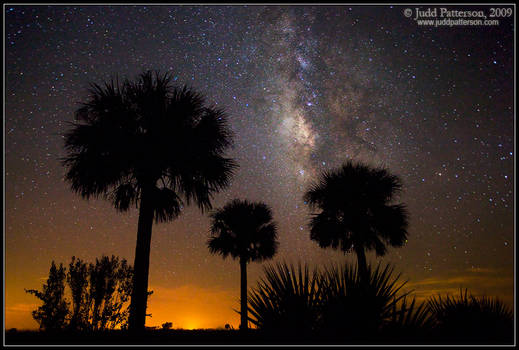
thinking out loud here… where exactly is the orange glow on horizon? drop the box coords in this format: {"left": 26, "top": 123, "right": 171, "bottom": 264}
{"left": 5, "top": 262, "right": 513, "bottom": 331}
{"left": 181, "top": 319, "right": 202, "bottom": 330}
{"left": 145, "top": 284, "right": 240, "bottom": 330}
{"left": 5, "top": 284, "right": 240, "bottom": 331}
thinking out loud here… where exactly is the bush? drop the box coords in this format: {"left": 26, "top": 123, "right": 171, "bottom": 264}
{"left": 161, "top": 322, "right": 173, "bottom": 330}
{"left": 247, "top": 262, "right": 321, "bottom": 336}
{"left": 318, "top": 263, "right": 408, "bottom": 339}
{"left": 25, "top": 262, "right": 69, "bottom": 331}
{"left": 26, "top": 255, "right": 133, "bottom": 331}
{"left": 382, "top": 296, "right": 434, "bottom": 341}
{"left": 248, "top": 262, "right": 412, "bottom": 340}
{"left": 427, "top": 289, "right": 513, "bottom": 343}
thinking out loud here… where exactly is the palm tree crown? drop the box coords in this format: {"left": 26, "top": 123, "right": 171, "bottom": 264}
{"left": 304, "top": 161, "right": 408, "bottom": 274}
{"left": 63, "top": 70, "right": 236, "bottom": 217}
{"left": 208, "top": 199, "right": 278, "bottom": 263}
{"left": 62, "top": 70, "right": 237, "bottom": 330}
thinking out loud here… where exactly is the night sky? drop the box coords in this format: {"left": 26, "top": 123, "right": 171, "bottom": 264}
{"left": 5, "top": 5, "right": 514, "bottom": 330}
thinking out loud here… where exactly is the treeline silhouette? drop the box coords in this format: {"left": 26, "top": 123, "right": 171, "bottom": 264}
{"left": 21, "top": 258, "right": 514, "bottom": 344}
{"left": 16, "top": 70, "right": 513, "bottom": 345}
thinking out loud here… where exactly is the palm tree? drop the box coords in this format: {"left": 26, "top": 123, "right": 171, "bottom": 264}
{"left": 207, "top": 199, "right": 279, "bottom": 331}
{"left": 303, "top": 160, "right": 408, "bottom": 279}
{"left": 62, "top": 71, "right": 237, "bottom": 331}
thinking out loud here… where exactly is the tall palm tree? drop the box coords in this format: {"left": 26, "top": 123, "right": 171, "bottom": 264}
{"left": 62, "top": 71, "right": 237, "bottom": 331}
{"left": 303, "top": 160, "right": 408, "bottom": 279}
{"left": 207, "top": 199, "right": 279, "bottom": 331}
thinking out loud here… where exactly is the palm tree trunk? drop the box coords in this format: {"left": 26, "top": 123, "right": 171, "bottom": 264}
{"left": 240, "top": 258, "right": 248, "bottom": 331}
{"left": 128, "top": 186, "right": 155, "bottom": 331}
{"left": 355, "top": 247, "right": 368, "bottom": 281}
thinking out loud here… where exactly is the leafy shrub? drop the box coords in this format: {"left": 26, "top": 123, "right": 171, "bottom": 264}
{"left": 26, "top": 255, "right": 133, "bottom": 331}
{"left": 25, "top": 262, "right": 69, "bottom": 331}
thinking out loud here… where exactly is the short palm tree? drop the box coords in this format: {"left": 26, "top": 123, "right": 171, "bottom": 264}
{"left": 304, "top": 161, "right": 408, "bottom": 279}
{"left": 248, "top": 262, "right": 321, "bottom": 336}
{"left": 319, "top": 262, "right": 408, "bottom": 338}
{"left": 62, "top": 71, "right": 237, "bottom": 331}
{"left": 207, "top": 199, "right": 279, "bottom": 331}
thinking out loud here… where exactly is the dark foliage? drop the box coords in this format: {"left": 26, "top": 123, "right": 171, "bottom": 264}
{"left": 248, "top": 262, "right": 321, "bottom": 336}
{"left": 67, "top": 256, "right": 89, "bottom": 330}
{"left": 247, "top": 262, "right": 513, "bottom": 344}
{"left": 85, "top": 255, "right": 133, "bottom": 330}
{"left": 26, "top": 256, "right": 133, "bottom": 331}
{"left": 427, "top": 289, "right": 514, "bottom": 343}
{"left": 381, "top": 296, "right": 434, "bottom": 341}
{"left": 161, "top": 322, "right": 173, "bottom": 330}
{"left": 318, "top": 263, "right": 408, "bottom": 339}
{"left": 248, "top": 262, "right": 413, "bottom": 340}
{"left": 62, "top": 70, "right": 237, "bottom": 220}
{"left": 304, "top": 161, "right": 408, "bottom": 277}
{"left": 208, "top": 199, "right": 278, "bottom": 263}
{"left": 25, "top": 262, "right": 69, "bottom": 331}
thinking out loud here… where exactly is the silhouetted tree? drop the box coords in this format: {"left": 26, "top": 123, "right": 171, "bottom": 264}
{"left": 25, "top": 262, "right": 69, "bottom": 331}
{"left": 87, "top": 255, "right": 133, "bottom": 330}
{"left": 62, "top": 71, "right": 237, "bottom": 331}
{"left": 161, "top": 321, "right": 173, "bottom": 330}
{"left": 27, "top": 256, "right": 133, "bottom": 331}
{"left": 304, "top": 161, "right": 408, "bottom": 279}
{"left": 207, "top": 199, "right": 279, "bottom": 331}
{"left": 67, "top": 256, "right": 89, "bottom": 330}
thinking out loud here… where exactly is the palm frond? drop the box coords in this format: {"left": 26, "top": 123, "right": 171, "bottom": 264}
{"left": 384, "top": 295, "right": 433, "bottom": 337}
{"left": 247, "top": 262, "right": 321, "bottom": 334}
{"left": 110, "top": 182, "right": 138, "bottom": 212}
{"left": 152, "top": 187, "right": 183, "bottom": 223}
{"left": 319, "top": 262, "right": 408, "bottom": 338}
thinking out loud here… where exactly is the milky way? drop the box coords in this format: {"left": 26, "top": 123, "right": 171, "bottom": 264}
{"left": 5, "top": 5, "right": 514, "bottom": 329}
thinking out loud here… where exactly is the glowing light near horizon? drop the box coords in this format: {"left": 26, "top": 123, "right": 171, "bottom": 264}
{"left": 182, "top": 319, "right": 201, "bottom": 330}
